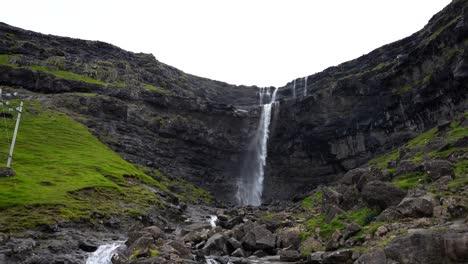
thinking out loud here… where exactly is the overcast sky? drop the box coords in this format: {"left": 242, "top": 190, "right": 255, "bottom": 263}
{"left": 2, "top": 0, "right": 451, "bottom": 87}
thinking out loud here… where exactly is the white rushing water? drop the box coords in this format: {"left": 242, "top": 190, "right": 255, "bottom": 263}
{"left": 303, "top": 76, "right": 308, "bottom": 96}
{"left": 237, "top": 87, "right": 279, "bottom": 206}
{"left": 209, "top": 215, "right": 218, "bottom": 227}
{"left": 86, "top": 242, "right": 123, "bottom": 264}
{"left": 292, "top": 79, "right": 296, "bottom": 98}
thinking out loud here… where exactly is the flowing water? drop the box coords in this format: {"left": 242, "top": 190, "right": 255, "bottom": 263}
{"left": 303, "top": 76, "right": 308, "bottom": 96}
{"left": 292, "top": 79, "right": 296, "bottom": 98}
{"left": 237, "top": 87, "right": 279, "bottom": 206}
{"left": 209, "top": 215, "right": 218, "bottom": 227}
{"left": 86, "top": 242, "right": 123, "bottom": 264}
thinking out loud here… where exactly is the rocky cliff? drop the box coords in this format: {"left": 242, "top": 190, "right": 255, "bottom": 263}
{"left": 0, "top": 0, "right": 467, "bottom": 204}
{"left": 264, "top": 0, "right": 468, "bottom": 201}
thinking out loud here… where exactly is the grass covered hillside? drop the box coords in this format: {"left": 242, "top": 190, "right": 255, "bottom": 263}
{"left": 0, "top": 98, "right": 211, "bottom": 232}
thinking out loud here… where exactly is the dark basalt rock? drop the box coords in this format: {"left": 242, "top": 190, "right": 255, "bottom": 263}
{"left": 361, "top": 181, "right": 406, "bottom": 211}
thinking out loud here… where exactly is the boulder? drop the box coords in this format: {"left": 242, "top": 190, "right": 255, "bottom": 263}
{"left": 143, "top": 226, "right": 166, "bottom": 240}
{"left": 423, "top": 159, "right": 454, "bottom": 181}
{"left": 397, "top": 197, "right": 434, "bottom": 218}
{"left": 361, "top": 181, "right": 406, "bottom": 211}
{"left": 376, "top": 207, "right": 402, "bottom": 221}
{"left": 242, "top": 224, "right": 276, "bottom": 250}
{"left": 201, "top": 233, "right": 231, "bottom": 256}
{"left": 300, "top": 236, "right": 322, "bottom": 255}
{"left": 322, "top": 249, "right": 353, "bottom": 264}
{"left": 396, "top": 160, "right": 423, "bottom": 176}
{"left": 325, "top": 230, "right": 342, "bottom": 252}
{"left": 354, "top": 248, "right": 387, "bottom": 264}
{"left": 279, "top": 250, "right": 301, "bottom": 262}
{"left": 307, "top": 251, "right": 325, "bottom": 264}
{"left": 342, "top": 223, "right": 361, "bottom": 240}
{"left": 276, "top": 227, "right": 302, "bottom": 249}
{"left": 231, "top": 248, "right": 247, "bottom": 258}
{"left": 78, "top": 240, "right": 98, "bottom": 252}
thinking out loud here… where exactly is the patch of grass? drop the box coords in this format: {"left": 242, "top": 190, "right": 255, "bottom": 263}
{"left": 260, "top": 212, "right": 278, "bottom": 221}
{"left": 143, "top": 84, "right": 170, "bottom": 94}
{"left": 427, "top": 15, "right": 463, "bottom": 42}
{"left": 301, "top": 190, "right": 323, "bottom": 209}
{"left": 0, "top": 100, "right": 169, "bottom": 232}
{"left": 0, "top": 54, "right": 126, "bottom": 87}
{"left": 368, "top": 150, "right": 400, "bottom": 171}
{"left": 407, "top": 128, "right": 438, "bottom": 148}
{"left": 397, "top": 85, "right": 412, "bottom": 94}
{"left": 412, "top": 151, "right": 424, "bottom": 163}
{"left": 348, "top": 207, "right": 378, "bottom": 227}
{"left": 150, "top": 249, "right": 160, "bottom": 257}
{"left": 392, "top": 171, "right": 428, "bottom": 189}
{"left": 305, "top": 214, "right": 346, "bottom": 240}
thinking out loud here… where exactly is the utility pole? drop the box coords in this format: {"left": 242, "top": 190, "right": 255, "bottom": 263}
{"left": 6, "top": 100, "right": 23, "bottom": 168}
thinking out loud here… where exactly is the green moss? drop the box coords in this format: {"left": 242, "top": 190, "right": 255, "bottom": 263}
{"left": 397, "top": 85, "right": 412, "bottom": 94}
{"left": 305, "top": 214, "right": 346, "bottom": 240}
{"left": 348, "top": 207, "right": 378, "bottom": 226}
{"left": 428, "top": 15, "right": 463, "bottom": 42}
{"left": 422, "top": 70, "right": 433, "bottom": 84}
{"left": 0, "top": 54, "right": 126, "bottom": 87}
{"left": 392, "top": 171, "right": 428, "bottom": 189}
{"left": 412, "top": 151, "right": 425, "bottom": 163}
{"left": 301, "top": 190, "right": 323, "bottom": 209}
{"left": 368, "top": 150, "right": 400, "bottom": 171}
{"left": 407, "top": 128, "right": 438, "bottom": 148}
{"left": 260, "top": 212, "right": 278, "bottom": 221}
{"left": 143, "top": 84, "right": 170, "bottom": 94}
{"left": 0, "top": 101, "right": 169, "bottom": 232}
{"left": 150, "top": 249, "right": 160, "bottom": 257}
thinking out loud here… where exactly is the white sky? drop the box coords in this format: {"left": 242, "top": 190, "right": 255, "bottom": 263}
{"left": 2, "top": 0, "right": 451, "bottom": 87}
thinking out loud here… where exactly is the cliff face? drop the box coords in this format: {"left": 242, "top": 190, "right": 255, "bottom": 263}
{"left": 263, "top": 0, "right": 468, "bottom": 201}
{"left": 0, "top": 0, "right": 467, "bottom": 203}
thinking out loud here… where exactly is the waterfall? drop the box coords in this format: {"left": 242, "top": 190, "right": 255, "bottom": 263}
{"left": 292, "top": 79, "right": 296, "bottom": 98}
{"left": 86, "top": 242, "right": 123, "bottom": 264}
{"left": 303, "top": 76, "right": 308, "bottom": 96}
{"left": 237, "top": 87, "right": 278, "bottom": 206}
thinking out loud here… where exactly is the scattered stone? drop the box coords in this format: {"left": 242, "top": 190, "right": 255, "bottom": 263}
{"left": 300, "top": 236, "right": 322, "bottom": 255}
{"left": 397, "top": 197, "right": 434, "bottom": 218}
{"left": 448, "top": 204, "right": 467, "bottom": 218}
{"left": 343, "top": 223, "right": 362, "bottom": 240}
{"left": 252, "top": 250, "right": 267, "bottom": 258}
{"left": 307, "top": 251, "right": 325, "bottom": 264}
{"left": 361, "top": 181, "right": 406, "bottom": 211}
{"left": 276, "top": 227, "right": 301, "bottom": 249}
{"left": 279, "top": 249, "right": 301, "bottom": 262}
{"left": 375, "top": 226, "right": 388, "bottom": 237}
{"left": 322, "top": 249, "right": 353, "bottom": 264}
{"left": 355, "top": 248, "right": 387, "bottom": 264}
{"left": 201, "top": 233, "right": 230, "bottom": 256}
{"left": 423, "top": 159, "right": 454, "bottom": 181}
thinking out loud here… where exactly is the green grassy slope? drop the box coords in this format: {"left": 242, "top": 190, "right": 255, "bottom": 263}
{"left": 0, "top": 100, "right": 209, "bottom": 232}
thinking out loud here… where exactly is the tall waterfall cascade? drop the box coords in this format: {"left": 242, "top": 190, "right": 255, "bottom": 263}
{"left": 236, "top": 87, "right": 279, "bottom": 206}
{"left": 304, "top": 76, "right": 308, "bottom": 96}
{"left": 292, "top": 79, "right": 296, "bottom": 98}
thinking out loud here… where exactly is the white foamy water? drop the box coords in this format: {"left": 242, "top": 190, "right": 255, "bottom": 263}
{"left": 303, "top": 76, "right": 308, "bottom": 96}
{"left": 86, "top": 242, "right": 123, "bottom": 264}
{"left": 209, "top": 215, "right": 218, "bottom": 227}
{"left": 237, "top": 87, "right": 278, "bottom": 206}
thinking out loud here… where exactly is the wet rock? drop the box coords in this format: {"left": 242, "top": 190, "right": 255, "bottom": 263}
{"left": 231, "top": 248, "right": 247, "bottom": 258}
{"left": 253, "top": 250, "right": 268, "bottom": 257}
{"left": 397, "top": 197, "right": 434, "bottom": 218}
{"left": 423, "top": 159, "right": 454, "bottom": 181}
{"left": 78, "top": 240, "right": 98, "bottom": 252}
{"left": 361, "top": 181, "right": 406, "bottom": 211}
{"left": 279, "top": 249, "right": 301, "bottom": 262}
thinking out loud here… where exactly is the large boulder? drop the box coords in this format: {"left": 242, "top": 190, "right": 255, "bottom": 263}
{"left": 396, "top": 197, "right": 434, "bottom": 218}
{"left": 396, "top": 160, "right": 423, "bottom": 176}
{"left": 361, "top": 181, "right": 406, "bottom": 211}
{"left": 322, "top": 249, "right": 353, "bottom": 264}
{"left": 201, "top": 233, "right": 231, "bottom": 256}
{"left": 279, "top": 250, "right": 301, "bottom": 262}
{"left": 242, "top": 224, "right": 276, "bottom": 250}
{"left": 354, "top": 248, "right": 387, "bottom": 264}
{"left": 423, "top": 159, "right": 454, "bottom": 181}
{"left": 276, "top": 227, "right": 302, "bottom": 249}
